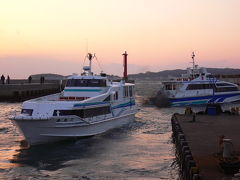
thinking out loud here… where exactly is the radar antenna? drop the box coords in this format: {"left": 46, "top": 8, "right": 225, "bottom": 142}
{"left": 82, "top": 53, "right": 94, "bottom": 75}
{"left": 191, "top": 52, "right": 196, "bottom": 78}
{"left": 191, "top": 52, "right": 195, "bottom": 69}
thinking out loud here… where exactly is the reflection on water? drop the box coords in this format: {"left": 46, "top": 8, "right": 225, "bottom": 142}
{"left": 0, "top": 100, "right": 182, "bottom": 179}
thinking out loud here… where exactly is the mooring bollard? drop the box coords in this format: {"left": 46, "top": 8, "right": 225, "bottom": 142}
{"left": 175, "top": 126, "right": 182, "bottom": 135}
{"left": 177, "top": 140, "right": 188, "bottom": 153}
{"left": 182, "top": 151, "right": 193, "bottom": 173}
{"left": 177, "top": 136, "right": 186, "bottom": 148}
{"left": 187, "top": 160, "right": 197, "bottom": 179}
{"left": 190, "top": 167, "right": 200, "bottom": 179}
{"left": 192, "top": 173, "right": 202, "bottom": 180}
{"left": 184, "top": 153, "right": 193, "bottom": 168}
{"left": 179, "top": 146, "right": 190, "bottom": 163}
{"left": 178, "top": 133, "right": 185, "bottom": 141}
{"left": 180, "top": 140, "right": 188, "bottom": 147}
{"left": 182, "top": 146, "right": 190, "bottom": 155}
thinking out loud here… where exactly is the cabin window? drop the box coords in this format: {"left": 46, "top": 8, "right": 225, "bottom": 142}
{"left": 165, "top": 84, "right": 172, "bottom": 90}
{"left": 103, "top": 95, "right": 110, "bottom": 101}
{"left": 186, "top": 84, "right": 215, "bottom": 90}
{"left": 114, "top": 91, "right": 118, "bottom": 100}
{"left": 53, "top": 109, "right": 84, "bottom": 117}
{"left": 165, "top": 84, "right": 176, "bottom": 90}
{"left": 172, "top": 85, "right": 176, "bottom": 90}
{"left": 84, "top": 106, "right": 110, "bottom": 117}
{"left": 215, "top": 87, "right": 238, "bottom": 92}
{"left": 123, "top": 86, "right": 129, "bottom": 97}
{"left": 129, "top": 86, "right": 133, "bottom": 97}
{"left": 216, "top": 83, "right": 235, "bottom": 87}
{"left": 194, "top": 74, "right": 200, "bottom": 78}
{"left": 21, "top": 109, "right": 33, "bottom": 116}
{"left": 53, "top": 106, "right": 111, "bottom": 118}
{"left": 66, "top": 79, "right": 106, "bottom": 87}
{"left": 206, "top": 75, "right": 215, "bottom": 79}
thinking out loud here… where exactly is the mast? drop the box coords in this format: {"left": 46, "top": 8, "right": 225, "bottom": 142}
{"left": 191, "top": 52, "right": 195, "bottom": 78}
{"left": 192, "top": 52, "right": 195, "bottom": 70}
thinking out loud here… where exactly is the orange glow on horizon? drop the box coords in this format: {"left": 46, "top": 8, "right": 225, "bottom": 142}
{"left": 1, "top": 0, "right": 240, "bottom": 78}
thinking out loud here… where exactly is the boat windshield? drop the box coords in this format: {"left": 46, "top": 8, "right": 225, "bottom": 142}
{"left": 216, "top": 83, "right": 235, "bottom": 87}
{"left": 165, "top": 84, "right": 176, "bottom": 90}
{"left": 66, "top": 79, "right": 106, "bottom": 87}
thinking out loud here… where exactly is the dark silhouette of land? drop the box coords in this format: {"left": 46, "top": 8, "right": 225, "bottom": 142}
{"left": 128, "top": 68, "right": 240, "bottom": 80}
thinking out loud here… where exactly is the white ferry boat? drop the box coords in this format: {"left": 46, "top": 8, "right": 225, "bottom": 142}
{"left": 161, "top": 53, "right": 240, "bottom": 106}
{"left": 10, "top": 52, "right": 138, "bottom": 145}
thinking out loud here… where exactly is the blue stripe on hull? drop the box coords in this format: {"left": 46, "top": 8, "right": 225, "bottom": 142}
{"left": 170, "top": 93, "right": 240, "bottom": 106}
{"left": 65, "top": 89, "right": 102, "bottom": 92}
{"left": 112, "top": 100, "right": 136, "bottom": 109}
{"left": 74, "top": 100, "right": 136, "bottom": 109}
{"left": 172, "top": 100, "right": 209, "bottom": 106}
{"left": 74, "top": 101, "right": 109, "bottom": 107}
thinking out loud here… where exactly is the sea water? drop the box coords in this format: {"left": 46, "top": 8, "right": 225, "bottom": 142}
{"left": 2, "top": 80, "right": 237, "bottom": 179}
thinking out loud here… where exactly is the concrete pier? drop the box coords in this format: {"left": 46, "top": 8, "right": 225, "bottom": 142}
{"left": 0, "top": 82, "right": 61, "bottom": 101}
{"left": 172, "top": 112, "right": 240, "bottom": 180}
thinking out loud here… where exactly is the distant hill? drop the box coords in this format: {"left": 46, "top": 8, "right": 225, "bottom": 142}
{"left": 30, "top": 68, "right": 240, "bottom": 81}
{"left": 128, "top": 68, "right": 240, "bottom": 80}
{"left": 31, "top": 73, "right": 66, "bottom": 80}
{"left": 30, "top": 73, "right": 120, "bottom": 80}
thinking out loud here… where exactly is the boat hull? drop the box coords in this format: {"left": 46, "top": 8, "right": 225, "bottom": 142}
{"left": 170, "top": 93, "right": 240, "bottom": 106}
{"left": 11, "top": 113, "right": 135, "bottom": 145}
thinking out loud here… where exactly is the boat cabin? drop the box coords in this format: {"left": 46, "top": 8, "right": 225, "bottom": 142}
{"left": 61, "top": 75, "right": 109, "bottom": 100}
{"left": 66, "top": 78, "right": 107, "bottom": 87}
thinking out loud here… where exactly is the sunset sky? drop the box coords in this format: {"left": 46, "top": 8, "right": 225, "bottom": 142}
{"left": 1, "top": 0, "right": 240, "bottom": 78}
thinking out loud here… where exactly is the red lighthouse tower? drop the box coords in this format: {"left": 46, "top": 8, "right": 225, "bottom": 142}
{"left": 122, "top": 51, "right": 128, "bottom": 80}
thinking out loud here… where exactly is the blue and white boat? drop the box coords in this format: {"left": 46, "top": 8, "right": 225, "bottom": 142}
{"left": 10, "top": 52, "right": 138, "bottom": 145}
{"left": 161, "top": 53, "right": 240, "bottom": 106}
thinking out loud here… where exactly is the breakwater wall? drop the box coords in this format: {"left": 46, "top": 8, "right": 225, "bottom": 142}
{"left": 171, "top": 114, "right": 202, "bottom": 180}
{"left": 0, "top": 82, "right": 62, "bottom": 101}
{"left": 215, "top": 74, "right": 240, "bottom": 85}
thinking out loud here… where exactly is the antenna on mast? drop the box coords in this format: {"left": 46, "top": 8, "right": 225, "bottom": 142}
{"left": 190, "top": 52, "right": 196, "bottom": 78}
{"left": 192, "top": 52, "right": 195, "bottom": 70}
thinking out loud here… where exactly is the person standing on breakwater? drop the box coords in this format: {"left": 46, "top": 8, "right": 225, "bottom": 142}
{"left": 7, "top": 75, "right": 10, "bottom": 84}
{"left": 28, "top": 76, "right": 32, "bottom": 84}
{"left": 40, "top": 76, "right": 45, "bottom": 84}
{"left": 1, "top": 75, "right": 5, "bottom": 84}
